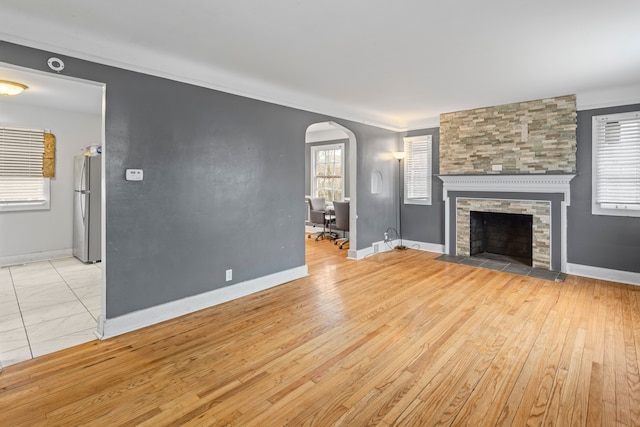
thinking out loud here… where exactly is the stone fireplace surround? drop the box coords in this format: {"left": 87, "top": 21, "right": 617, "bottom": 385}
{"left": 457, "top": 198, "right": 550, "bottom": 269}
{"left": 439, "top": 174, "right": 575, "bottom": 272}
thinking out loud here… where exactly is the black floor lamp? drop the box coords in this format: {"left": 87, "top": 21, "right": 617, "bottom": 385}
{"left": 392, "top": 151, "right": 407, "bottom": 250}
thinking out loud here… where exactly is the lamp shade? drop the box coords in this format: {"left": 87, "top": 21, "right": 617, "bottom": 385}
{"left": 392, "top": 151, "right": 406, "bottom": 160}
{"left": 0, "top": 80, "right": 28, "bottom": 96}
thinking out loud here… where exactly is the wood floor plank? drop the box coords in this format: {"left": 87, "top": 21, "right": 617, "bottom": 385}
{"left": 1, "top": 236, "right": 639, "bottom": 426}
{"left": 526, "top": 283, "right": 576, "bottom": 426}
{"left": 388, "top": 276, "right": 525, "bottom": 425}
{"left": 611, "top": 284, "right": 632, "bottom": 426}
{"left": 621, "top": 286, "right": 640, "bottom": 426}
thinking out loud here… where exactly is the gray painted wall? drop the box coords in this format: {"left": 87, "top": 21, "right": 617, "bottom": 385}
{"left": 7, "top": 37, "right": 634, "bottom": 323}
{"left": 398, "top": 127, "right": 444, "bottom": 245}
{"left": 567, "top": 103, "right": 640, "bottom": 273}
{"left": 353, "top": 128, "right": 398, "bottom": 246}
{"left": 304, "top": 138, "right": 350, "bottom": 198}
{"left": 1, "top": 41, "right": 397, "bottom": 319}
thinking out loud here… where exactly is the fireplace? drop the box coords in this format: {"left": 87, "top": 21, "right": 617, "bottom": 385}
{"left": 470, "top": 211, "right": 533, "bottom": 266}
{"left": 439, "top": 174, "right": 576, "bottom": 272}
{"left": 456, "top": 198, "right": 550, "bottom": 269}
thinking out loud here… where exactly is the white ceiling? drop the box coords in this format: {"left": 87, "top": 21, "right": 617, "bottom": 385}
{"left": 1, "top": 0, "right": 639, "bottom": 130}
{"left": 0, "top": 64, "right": 103, "bottom": 116}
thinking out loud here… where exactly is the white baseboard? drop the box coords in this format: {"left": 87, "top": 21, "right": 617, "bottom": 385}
{"left": 0, "top": 249, "right": 73, "bottom": 267}
{"left": 353, "top": 239, "right": 393, "bottom": 259}
{"left": 566, "top": 263, "right": 640, "bottom": 286}
{"left": 401, "top": 239, "right": 446, "bottom": 254}
{"left": 353, "top": 239, "right": 444, "bottom": 260}
{"left": 97, "top": 265, "right": 308, "bottom": 339}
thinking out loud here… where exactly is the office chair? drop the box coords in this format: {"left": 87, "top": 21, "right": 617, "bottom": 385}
{"left": 332, "top": 201, "right": 349, "bottom": 249}
{"left": 307, "top": 197, "right": 336, "bottom": 240}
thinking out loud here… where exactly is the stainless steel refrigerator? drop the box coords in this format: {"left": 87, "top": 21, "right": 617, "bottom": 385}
{"left": 73, "top": 155, "right": 102, "bottom": 263}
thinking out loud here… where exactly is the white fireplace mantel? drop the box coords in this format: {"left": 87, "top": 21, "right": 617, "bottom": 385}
{"left": 438, "top": 174, "right": 576, "bottom": 201}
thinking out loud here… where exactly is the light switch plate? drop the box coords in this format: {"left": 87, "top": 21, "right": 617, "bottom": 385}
{"left": 125, "top": 169, "right": 143, "bottom": 181}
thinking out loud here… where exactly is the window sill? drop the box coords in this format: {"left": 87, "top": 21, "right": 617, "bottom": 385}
{"left": 0, "top": 201, "right": 50, "bottom": 212}
{"left": 404, "top": 199, "right": 432, "bottom": 206}
{"left": 592, "top": 204, "right": 640, "bottom": 218}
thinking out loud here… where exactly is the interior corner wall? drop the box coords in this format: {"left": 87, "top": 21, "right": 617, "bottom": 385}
{"left": 567, "top": 103, "right": 640, "bottom": 273}
{"left": 0, "top": 41, "right": 397, "bottom": 319}
{"left": 399, "top": 127, "right": 444, "bottom": 245}
{"left": 351, "top": 127, "right": 398, "bottom": 248}
{"left": 0, "top": 103, "right": 101, "bottom": 260}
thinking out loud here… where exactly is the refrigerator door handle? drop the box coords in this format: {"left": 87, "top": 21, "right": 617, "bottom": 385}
{"left": 80, "top": 159, "right": 87, "bottom": 192}
{"left": 81, "top": 192, "right": 86, "bottom": 222}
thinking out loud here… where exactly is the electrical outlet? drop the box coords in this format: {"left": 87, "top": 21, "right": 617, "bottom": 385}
{"left": 384, "top": 232, "right": 389, "bottom": 242}
{"left": 226, "top": 269, "right": 232, "bottom": 281}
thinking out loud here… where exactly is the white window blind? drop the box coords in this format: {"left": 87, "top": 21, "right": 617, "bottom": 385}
{"left": 403, "top": 135, "right": 432, "bottom": 205}
{"left": 0, "top": 126, "right": 47, "bottom": 207}
{"left": 592, "top": 111, "right": 640, "bottom": 216}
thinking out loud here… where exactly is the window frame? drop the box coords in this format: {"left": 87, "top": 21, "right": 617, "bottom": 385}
{"left": 403, "top": 135, "right": 433, "bottom": 206}
{"left": 591, "top": 110, "right": 640, "bottom": 217}
{"left": 310, "top": 142, "right": 345, "bottom": 203}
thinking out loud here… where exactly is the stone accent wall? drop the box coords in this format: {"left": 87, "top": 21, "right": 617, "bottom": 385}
{"left": 440, "top": 95, "right": 577, "bottom": 174}
{"left": 456, "top": 198, "right": 551, "bottom": 269}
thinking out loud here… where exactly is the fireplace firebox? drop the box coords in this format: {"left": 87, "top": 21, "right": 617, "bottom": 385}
{"left": 470, "top": 211, "right": 533, "bottom": 266}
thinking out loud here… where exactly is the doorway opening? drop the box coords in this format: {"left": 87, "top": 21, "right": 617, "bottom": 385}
{"left": 0, "top": 62, "right": 106, "bottom": 367}
{"left": 305, "top": 121, "right": 357, "bottom": 259}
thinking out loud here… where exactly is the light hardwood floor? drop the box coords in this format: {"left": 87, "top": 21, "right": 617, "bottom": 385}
{"left": 1, "top": 236, "right": 639, "bottom": 426}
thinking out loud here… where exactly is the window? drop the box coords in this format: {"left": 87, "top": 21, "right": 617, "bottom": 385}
{"left": 592, "top": 111, "right": 640, "bottom": 217}
{"left": 0, "top": 126, "right": 50, "bottom": 211}
{"left": 403, "top": 135, "right": 432, "bottom": 205}
{"left": 311, "top": 143, "right": 344, "bottom": 202}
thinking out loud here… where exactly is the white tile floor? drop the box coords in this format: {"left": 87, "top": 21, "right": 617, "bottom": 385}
{"left": 0, "top": 257, "right": 101, "bottom": 368}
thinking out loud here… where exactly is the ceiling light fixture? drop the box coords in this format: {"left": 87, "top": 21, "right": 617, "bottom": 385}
{"left": 0, "top": 80, "right": 28, "bottom": 96}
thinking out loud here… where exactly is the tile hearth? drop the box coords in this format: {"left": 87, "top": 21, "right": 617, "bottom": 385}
{"left": 435, "top": 253, "right": 566, "bottom": 282}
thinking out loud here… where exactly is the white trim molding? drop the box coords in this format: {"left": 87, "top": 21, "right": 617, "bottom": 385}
{"left": 439, "top": 174, "right": 576, "bottom": 272}
{"left": 401, "top": 239, "right": 445, "bottom": 254}
{"left": 567, "top": 263, "right": 640, "bottom": 287}
{"left": 96, "top": 265, "right": 308, "bottom": 339}
{"left": 353, "top": 239, "right": 444, "bottom": 260}
{"left": 0, "top": 248, "right": 73, "bottom": 268}
{"left": 439, "top": 174, "right": 575, "bottom": 201}
{"left": 353, "top": 239, "right": 396, "bottom": 259}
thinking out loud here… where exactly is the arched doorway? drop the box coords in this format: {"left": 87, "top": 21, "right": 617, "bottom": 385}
{"left": 305, "top": 121, "right": 357, "bottom": 258}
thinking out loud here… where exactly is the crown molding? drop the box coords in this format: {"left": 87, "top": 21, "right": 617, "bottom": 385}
{"left": 3, "top": 33, "right": 638, "bottom": 134}
{"left": 1, "top": 33, "right": 405, "bottom": 131}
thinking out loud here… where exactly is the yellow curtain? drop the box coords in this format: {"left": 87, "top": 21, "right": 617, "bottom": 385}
{"left": 43, "top": 133, "right": 55, "bottom": 178}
